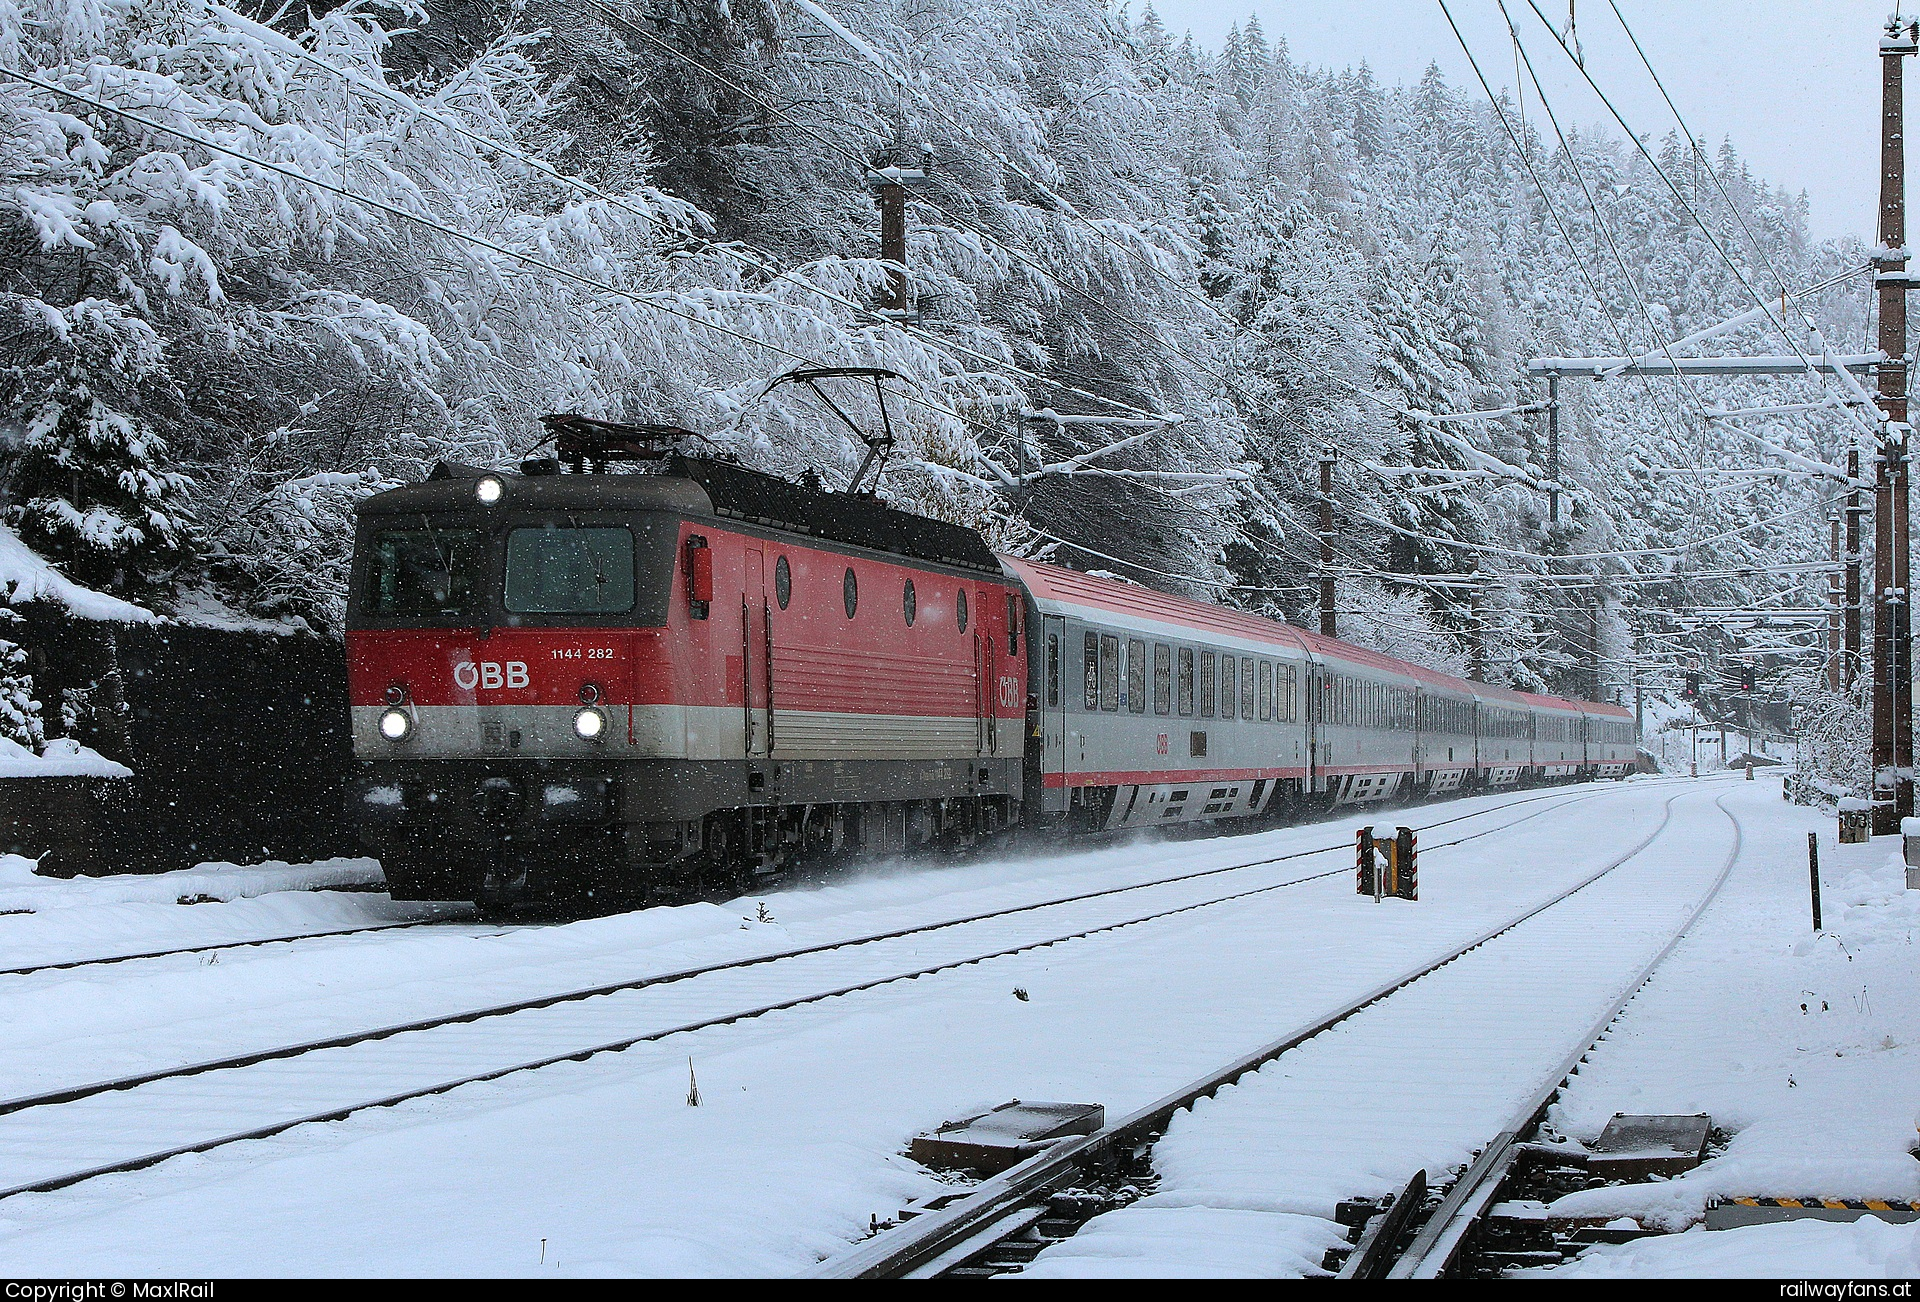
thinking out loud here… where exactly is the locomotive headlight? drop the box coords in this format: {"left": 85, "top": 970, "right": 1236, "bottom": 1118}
{"left": 379, "top": 707, "right": 413, "bottom": 741}
{"left": 475, "top": 475, "right": 505, "bottom": 506}
{"left": 573, "top": 706, "right": 607, "bottom": 740}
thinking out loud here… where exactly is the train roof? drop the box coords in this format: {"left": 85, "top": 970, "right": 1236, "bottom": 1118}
{"left": 357, "top": 456, "right": 1001, "bottom": 574}
{"left": 1001, "top": 555, "right": 1618, "bottom": 713}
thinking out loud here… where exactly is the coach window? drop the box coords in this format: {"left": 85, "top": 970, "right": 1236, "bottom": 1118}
{"left": 957, "top": 588, "right": 969, "bottom": 633}
{"left": 1153, "top": 644, "right": 1172, "bottom": 715}
{"left": 1219, "top": 655, "right": 1235, "bottom": 719}
{"left": 1199, "top": 651, "right": 1216, "bottom": 718}
{"left": 1241, "top": 657, "right": 1255, "bottom": 721}
{"left": 1100, "top": 635, "right": 1119, "bottom": 712}
{"left": 1006, "top": 594, "right": 1020, "bottom": 655}
{"left": 902, "top": 578, "right": 916, "bottom": 627}
{"left": 1047, "top": 631, "right": 1061, "bottom": 707}
{"left": 1258, "top": 661, "right": 1273, "bottom": 721}
{"left": 843, "top": 567, "right": 858, "bottom": 618}
{"left": 1083, "top": 632, "right": 1099, "bottom": 710}
{"left": 1177, "top": 648, "right": 1195, "bottom": 716}
{"left": 1127, "top": 638, "right": 1147, "bottom": 714}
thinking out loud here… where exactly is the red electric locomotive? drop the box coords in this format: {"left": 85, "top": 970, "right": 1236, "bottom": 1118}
{"left": 346, "top": 418, "right": 1025, "bottom": 910}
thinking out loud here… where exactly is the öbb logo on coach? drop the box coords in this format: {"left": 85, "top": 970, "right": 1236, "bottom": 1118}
{"left": 452, "top": 661, "right": 529, "bottom": 690}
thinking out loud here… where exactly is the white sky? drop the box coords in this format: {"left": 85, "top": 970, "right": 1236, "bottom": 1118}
{"left": 1142, "top": 0, "right": 1902, "bottom": 241}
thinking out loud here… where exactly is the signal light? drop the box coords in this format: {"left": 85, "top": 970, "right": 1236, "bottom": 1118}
{"left": 1683, "top": 673, "right": 1700, "bottom": 699}
{"left": 1740, "top": 664, "right": 1757, "bottom": 693}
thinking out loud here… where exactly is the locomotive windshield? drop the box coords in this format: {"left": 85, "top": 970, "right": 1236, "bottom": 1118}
{"left": 365, "top": 528, "right": 486, "bottom": 617}
{"left": 504, "top": 526, "right": 635, "bottom": 615}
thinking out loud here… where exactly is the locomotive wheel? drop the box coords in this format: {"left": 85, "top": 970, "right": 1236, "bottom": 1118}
{"left": 475, "top": 858, "right": 528, "bottom": 922}
{"left": 696, "top": 817, "right": 750, "bottom": 903}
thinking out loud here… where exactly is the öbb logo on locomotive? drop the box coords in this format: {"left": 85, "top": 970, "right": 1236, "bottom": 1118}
{"left": 342, "top": 418, "right": 1635, "bottom": 914}
{"left": 451, "top": 661, "right": 530, "bottom": 691}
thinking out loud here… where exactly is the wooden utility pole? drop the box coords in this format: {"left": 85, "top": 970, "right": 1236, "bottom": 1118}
{"left": 1468, "top": 564, "right": 1485, "bottom": 681}
{"left": 1319, "top": 449, "right": 1337, "bottom": 637}
{"left": 1546, "top": 374, "right": 1561, "bottom": 527}
{"left": 1874, "top": 18, "right": 1917, "bottom": 835}
{"left": 1633, "top": 635, "right": 1645, "bottom": 744}
{"left": 1829, "top": 509, "right": 1844, "bottom": 691}
{"left": 1848, "top": 447, "right": 1866, "bottom": 685}
{"left": 864, "top": 126, "right": 928, "bottom": 317}
{"left": 1588, "top": 596, "right": 1603, "bottom": 702}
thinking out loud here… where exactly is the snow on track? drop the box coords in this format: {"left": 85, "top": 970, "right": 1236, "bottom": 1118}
{"left": 1534, "top": 780, "right": 1920, "bottom": 1243}
{"left": 0, "top": 779, "right": 1709, "bottom": 1275}
{"left": 1020, "top": 785, "right": 1742, "bottom": 1278}
{"left": 0, "top": 787, "right": 1618, "bottom": 1202}
{"left": 0, "top": 782, "right": 1645, "bottom": 1098}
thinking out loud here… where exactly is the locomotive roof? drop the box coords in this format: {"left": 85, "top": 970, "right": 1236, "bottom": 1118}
{"left": 357, "top": 456, "right": 1001, "bottom": 574}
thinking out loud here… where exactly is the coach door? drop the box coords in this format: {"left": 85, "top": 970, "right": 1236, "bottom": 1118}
{"left": 975, "top": 588, "right": 997, "bottom": 756}
{"left": 1041, "top": 615, "right": 1067, "bottom": 801}
{"left": 742, "top": 545, "right": 771, "bottom": 759}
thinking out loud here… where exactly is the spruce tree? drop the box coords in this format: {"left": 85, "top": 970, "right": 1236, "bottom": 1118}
{"left": 0, "top": 606, "right": 42, "bottom": 753}
{"left": 6, "top": 308, "right": 193, "bottom": 596}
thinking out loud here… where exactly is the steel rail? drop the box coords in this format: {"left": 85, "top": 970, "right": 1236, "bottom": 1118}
{"left": 0, "top": 780, "right": 1651, "bottom": 1120}
{"left": 0, "top": 781, "right": 1619, "bottom": 984}
{"left": 1382, "top": 791, "right": 1745, "bottom": 1279}
{"left": 0, "top": 917, "right": 473, "bottom": 980}
{"left": 807, "top": 791, "right": 1693, "bottom": 1279}
{"left": 0, "top": 783, "right": 1646, "bottom": 1206}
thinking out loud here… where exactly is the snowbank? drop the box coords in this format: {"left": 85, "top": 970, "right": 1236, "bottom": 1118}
{"left": 0, "top": 737, "right": 131, "bottom": 780}
{"left": 1536, "top": 1217, "right": 1920, "bottom": 1279}
{"left": 0, "top": 855, "right": 384, "bottom": 912}
{"left": 0, "top": 525, "right": 155, "bottom": 623}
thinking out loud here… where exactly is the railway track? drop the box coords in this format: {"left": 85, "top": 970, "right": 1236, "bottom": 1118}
{"left": 0, "top": 916, "right": 491, "bottom": 980}
{"left": 1356, "top": 790, "right": 1745, "bottom": 1280}
{"left": 1, "top": 778, "right": 1652, "bottom": 984}
{"left": 809, "top": 786, "right": 1741, "bottom": 1279}
{"left": 0, "top": 780, "right": 1664, "bottom": 1208}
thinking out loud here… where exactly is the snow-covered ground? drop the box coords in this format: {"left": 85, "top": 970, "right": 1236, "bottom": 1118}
{"left": 1525, "top": 777, "right": 1920, "bottom": 1276}
{"left": 0, "top": 775, "right": 1910, "bottom": 1277}
{"left": 0, "top": 854, "right": 457, "bottom": 977}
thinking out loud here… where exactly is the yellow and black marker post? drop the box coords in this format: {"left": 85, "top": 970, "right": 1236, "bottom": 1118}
{"left": 1356, "top": 826, "right": 1418, "bottom": 901}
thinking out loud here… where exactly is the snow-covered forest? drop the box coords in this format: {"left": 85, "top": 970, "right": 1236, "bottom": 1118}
{"left": 0, "top": 0, "right": 1871, "bottom": 732}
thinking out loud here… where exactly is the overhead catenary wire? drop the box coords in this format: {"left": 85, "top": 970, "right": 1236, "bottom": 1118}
{"left": 0, "top": 62, "right": 1179, "bottom": 494}
{"left": 586, "top": 0, "right": 1259, "bottom": 438}
{"left": 1441, "top": 0, "right": 1716, "bottom": 559}
{"left": 1484, "top": 1, "right": 1842, "bottom": 624}
{"left": 1524, "top": 0, "right": 1882, "bottom": 446}
{"left": 203, "top": 1, "right": 1188, "bottom": 436}
{"left": 783, "top": 0, "right": 1559, "bottom": 458}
